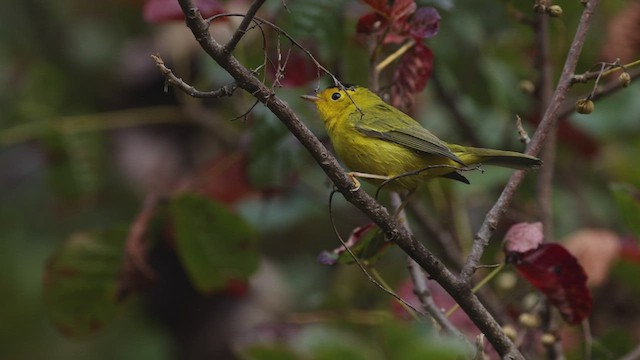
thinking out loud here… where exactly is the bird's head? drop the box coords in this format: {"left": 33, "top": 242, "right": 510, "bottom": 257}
{"left": 301, "top": 84, "right": 378, "bottom": 121}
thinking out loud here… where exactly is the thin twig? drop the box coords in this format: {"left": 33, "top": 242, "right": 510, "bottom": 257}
{"left": 224, "top": 0, "right": 267, "bottom": 54}
{"left": 515, "top": 115, "right": 531, "bottom": 145}
{"left": 375, "top": 40, "right": 415, "bottom": 74}
{"left": 558, "top": 67, "right": 640, "bottom": 119}
{"left": 460, "top": 0, "right": 600, "bottom": 282}
{"left": 328, "top": 190, "right": 424, "bottom": 316}
{"left": 117, "top": 193, "right": 160, "bottom": 300}
{"left": 151, "top": 54, "right": 238, "bottom": 98}
{"left": 390, "top": 192, "right": 466, "bottom": 340}
{"left": 571, "top": 58, "right": 640, "bottom": 84}
{"left": 534, "top": 12, "right": 557, "bottom": 244}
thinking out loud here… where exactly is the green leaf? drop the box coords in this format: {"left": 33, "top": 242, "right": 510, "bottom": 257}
{"left": 247, "top": 112, "right": 302, "bottom": 189}
{"left": 378, "top": 321, "right": 471, "bottom": 359}
{"left": 610, "top": 183, "right": 640, "bottom": 238}
{"left": 170, "top": 194, "right": 259, "bottom": 293}
{"left": 43, "top": 227, "right": 127, "bottom": 338}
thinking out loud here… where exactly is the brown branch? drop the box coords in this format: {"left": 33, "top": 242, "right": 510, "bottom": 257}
{"left": 405, "top": 200, "right": 463, "bottom": 268}
{"left": 223, "top": 0, "right": 267, "bottom": 54}
{"left": 534, "top": 13, "right": 557, "bottom": 243}
{"left": 460, "top": 0, "right": 600, "bottom": 281}
{"left": 173, "top": 1, "right": 524, "bottom": 357}
{"left": 151, "top": 55, "right": 238, "bottom": 98}
{"left": 558, "top": 67, "right": 640, "bottom": 118}
{"left": 390, "top": 193, "right": 465, "bottom": 339}
{"left": 117, "top": 192, "right": 160, "bottom": 300}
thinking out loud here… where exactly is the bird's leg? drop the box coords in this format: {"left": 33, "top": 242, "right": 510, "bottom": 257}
{"left": 347, "top": 172, "right": 391, "bottom": 192}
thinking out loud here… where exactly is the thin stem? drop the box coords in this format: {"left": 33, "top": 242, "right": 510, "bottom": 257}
{"left": 571, "top": 58, "right": 640, "bottom": 83}
{"left": 0, "top": 106, "right": 185, "bottom": 147}
{"left": 223, "top": 0, "right": 267, "bottom": 54}
{"left": 558, "top": 67, "right": 640, "bottom": 118}
{"left": 375, "top": 40, "right": 415, "bottom": 74}
{"left": 534, "top": 11, "right": 556, "bottom": 243}
{"left": 151, "top": 54, "right": 238, "bottom": 98}
{"left": 445, "top": 264, "right": 504, "bottom": 318}
{"left": 390, "top": 192, "right": 466, "bottom": 339}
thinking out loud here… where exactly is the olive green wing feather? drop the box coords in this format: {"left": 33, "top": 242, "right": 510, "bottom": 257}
{"left": 352, "top": 105, "right": 465, "bottom": 165}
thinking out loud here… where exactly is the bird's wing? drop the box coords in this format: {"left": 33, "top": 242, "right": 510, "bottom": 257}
{"left": 352, "top": 105, "right": 466, "bottom": 165}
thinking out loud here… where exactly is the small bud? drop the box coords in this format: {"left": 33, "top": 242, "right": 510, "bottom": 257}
{"left": 540, "top": 333, "right": 556, "bottom": 346}
{"left": 519, "top": 80, "right": 536, "bottom": 94}
{"left": 518, "top": 312, "right": 541, "bottom": 328}
{"left": 575, "top": 98, "right": 594, "bottom": 114}
{"left": 546, "top": 5, "right": 563, "bottom": 17}
{"left": 619, "top": 72, "right": 631, "bottom": 87}
{"left": 533, "top": 4, "right": 546, "bottom": 13}
{"left": 502, "top": 325, "right": 518, "bottom": 341}
{"left": 496, "top": 272, "right": 518, "bottom": 291}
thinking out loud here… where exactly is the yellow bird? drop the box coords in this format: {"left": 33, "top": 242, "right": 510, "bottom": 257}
{"left": 302, "top": 85, "right": 541, "bottom": 191}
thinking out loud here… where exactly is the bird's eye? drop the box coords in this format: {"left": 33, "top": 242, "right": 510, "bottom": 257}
{"left": 331, "top": 92, "right": 341, "bottom": 101}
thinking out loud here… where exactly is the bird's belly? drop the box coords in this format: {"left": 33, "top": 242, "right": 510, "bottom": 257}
{"left": 332, "top": 134, "right": 459, "bottom": 190}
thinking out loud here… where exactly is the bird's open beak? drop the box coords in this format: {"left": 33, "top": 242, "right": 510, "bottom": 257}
{"left": 300, "top": 94, "right": 320, "bottom": 102}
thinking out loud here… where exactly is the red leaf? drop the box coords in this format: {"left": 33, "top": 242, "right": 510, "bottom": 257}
{"left": 143, "top": 0, "right": 224, "bottom": 23}
{"left": 356, "top": 12, "right": 388, "bottom": 35}
{"left": 317, "top": 223, "right": 376, "bottom": 265}
{"left": 508, "top": 243, "right": 593, "bottom": 324}
{"left": 503, "top": 222, "right": 544, "bottom": 253}
{"left": 408, "top": 7, "right": 441, "bottom": 39}
{"left": 390, "top": 42, "right": 434, "bottom": 111}
{"left": 360, "top": 0, "right": 391, "bottom": 15}
{"left": 317, "top": 223, "right": 384, "bottom": 265}
{"left": 189, "top": 153, "right": 257, "bottom": 205}
{"left": 390, "top": 0, "right": 417, "bottom": 22}
{"left": 620, "top": 236, "right": 640, "bottom": 262}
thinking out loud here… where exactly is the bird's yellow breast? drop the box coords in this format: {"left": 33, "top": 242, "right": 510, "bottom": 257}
{"left": 326, "top": 113, "right": 461, "bottom": 190}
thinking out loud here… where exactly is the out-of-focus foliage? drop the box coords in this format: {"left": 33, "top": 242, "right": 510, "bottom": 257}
{"left": 2, "top": 0, "right": 640, "bottom": 359}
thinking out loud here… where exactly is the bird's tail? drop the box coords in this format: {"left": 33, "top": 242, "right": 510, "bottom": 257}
{"left": 449, "top": 145, "right": 542, "bottom": 170}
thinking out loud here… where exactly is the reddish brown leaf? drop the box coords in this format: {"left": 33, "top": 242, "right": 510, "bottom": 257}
{"left": 620, "top": 236, "right": 640, "bottom": 263}
{"left": 188, "top": 152, "right": 257, "bottom": 205}
{"left": 408, "top": 7, "right": 440, "bottom": 39}
{"left": 390, "top": 42, "right": 434, "bottom": 111}
{"left": 356, "top": 12, "right": 388, "bottom": 35}
{"left": 317, "top": 223, "right": 386, "bottom": 265}
{"left": 317, "top": 223, "right": 376, "bottom": 265}
{"left": 507, "top": 243, "right": 593, "bottom": 324}
{"left": 360, "top": 0, "right": 391, "bottom": 15}
{"left": 143, "top": 0, "right": 224, "bottom": 23}
{"left": 503, "top": 222, "right": 544, "bottom": 254}
{"left": 563, "top": 229, "right": 621, "bottom": 287}
{"left": 390, "top": 0, "right": 417, "bottom": 23}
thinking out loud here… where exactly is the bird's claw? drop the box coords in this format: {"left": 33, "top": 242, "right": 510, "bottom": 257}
{"left": 347, "top": 173, "right": 361, "bottom": 192}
